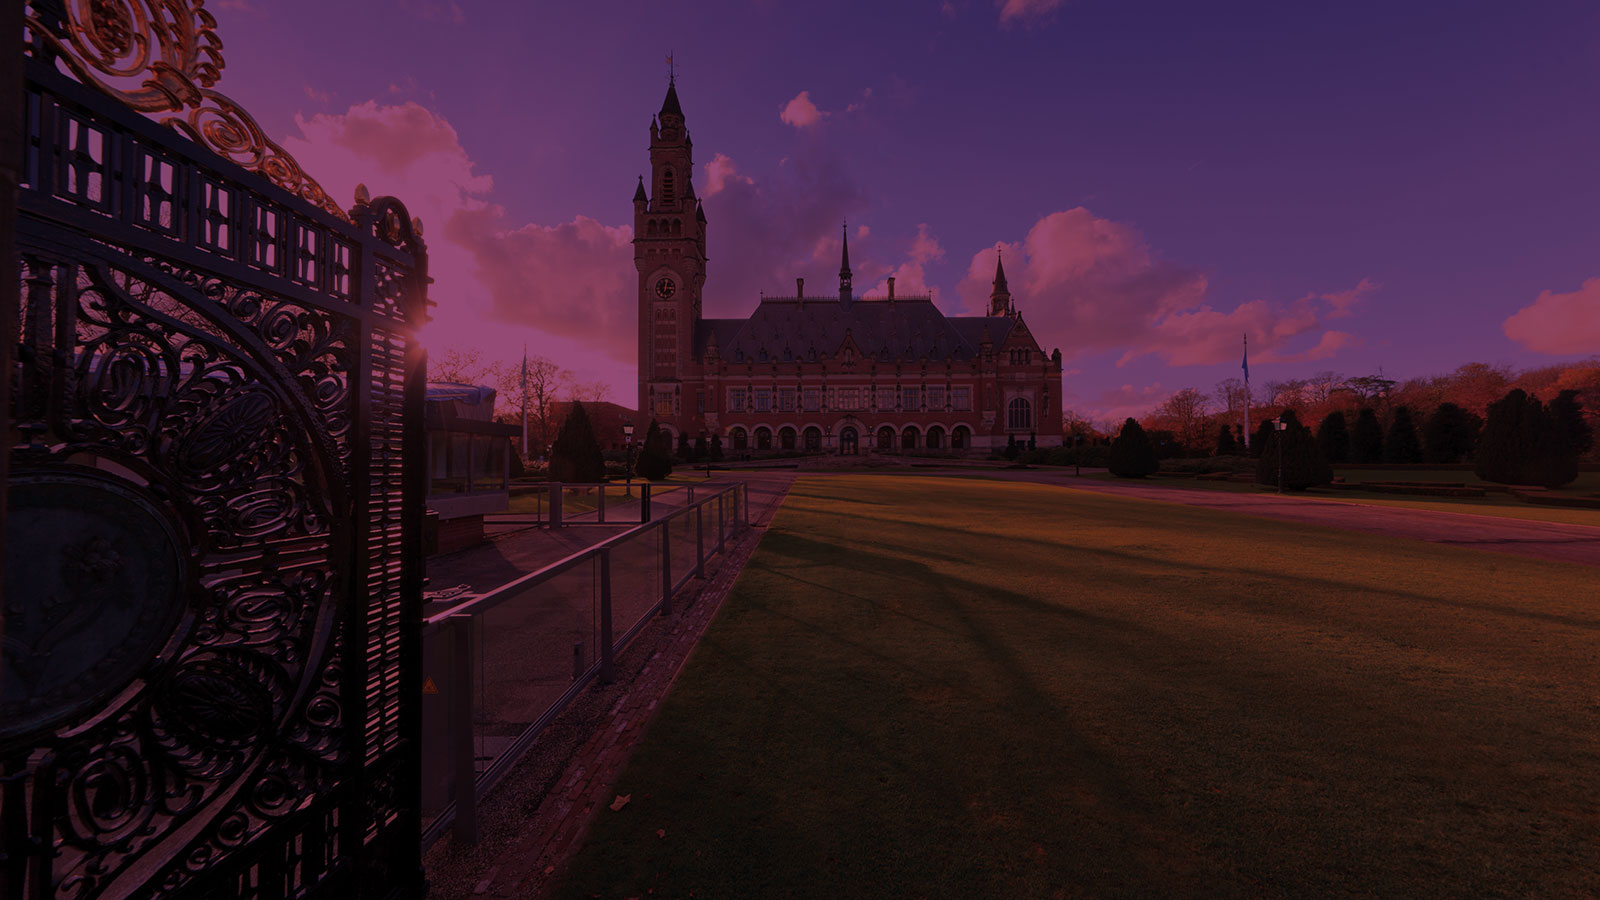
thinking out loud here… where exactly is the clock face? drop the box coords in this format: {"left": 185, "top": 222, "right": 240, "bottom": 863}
{"left": 655, "top": 277, "right": 676, "bottom": 300}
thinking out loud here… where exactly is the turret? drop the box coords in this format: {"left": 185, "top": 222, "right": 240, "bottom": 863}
{"left": 989, "top": 249, "right": 1013, "bottom": 317}
{"left": 838, "top": 223, "right": 853, "bottom": 306}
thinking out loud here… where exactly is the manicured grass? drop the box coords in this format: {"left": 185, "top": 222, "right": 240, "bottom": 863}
{"left": 557, "top": 475, "right": 1600, "bottom": 900}
{"left": 1078, "top": 470, "right": 1600, "bottom": 527}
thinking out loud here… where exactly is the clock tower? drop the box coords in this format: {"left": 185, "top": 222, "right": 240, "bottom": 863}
{"left": 634, "top": 76, "right": 707, "bottom": 431}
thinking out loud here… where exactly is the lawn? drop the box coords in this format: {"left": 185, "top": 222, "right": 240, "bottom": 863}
{"left": 556, "top": 475, "right": 1600, "bottom": 899}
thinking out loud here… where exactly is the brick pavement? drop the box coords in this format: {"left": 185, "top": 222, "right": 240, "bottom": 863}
{"left": 423, "top": 472, "right": 794, "bottom": 899}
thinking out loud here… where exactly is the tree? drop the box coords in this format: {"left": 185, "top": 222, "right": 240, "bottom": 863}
{"left": 567, "top": 380, "right": 612, "bottom": 404}
{"left": 1351, "top": 408, "right": 1384, "bottom": 463}
{"left": 1214, "top": 377, "right": 1249, "bottom": 421}
{"left": 1004, "top": 435, "right": 1021, "bottom": 460}
{"left": 429, "top": 347, "right": 497, "bottom": 384}
{"left": 676, "top": 431, "right": 694, "bottom": 461}
{"left": 1214, "top": 423, "right": 1238, "bottom": 456}
{"left": 709, "top": 432, "right": 724, "bottom": 461}
{"left": 549, "top": 401, "right": 605, "bottom": 483}
{"left": 1383, "top": 406, "right": 1423, "bottom": 464}
{"left": 496, "top": 354, "right": 571, "bottom": 452}
{"left": 693, "top": 434, "right": 708, "bottom": 462}
{"left": 636, "top": 420, "right": 674, "bottom": 480}
{"left": 1316, "top": 411, "right": 1349, "bottom": 464}
{"left": 1345, "top": 375, "right": 1398, "bottom": 407}
{"left": 1255, "top": 410, "right": 1333, "bottom": 491}
{"left": 1475, "top": 390, "right": 1578, "bottom": 488}
{"left": 1422, "top": 402, "right": 1480, "bottom": 463}
{"left": 1108, "top": 418, "right": 1158, "bottom": 478}
{"left": 1250, "top": 419, "right": 1276, "bottom": 459}
{"left": 1549, "top": 390, "right": 1594, "bottom": 456}
{"left": 1155, "top": 388, "right": 1210, "bottom": 452}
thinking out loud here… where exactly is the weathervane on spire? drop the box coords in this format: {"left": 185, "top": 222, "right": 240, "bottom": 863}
{"left": 667, "top": 53, "right": 676, "bottom": 83}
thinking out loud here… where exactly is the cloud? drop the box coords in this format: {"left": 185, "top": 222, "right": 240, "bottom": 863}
{"left": 445, "top": 211, "right": 636, "bottom": 360}
{"left": 955, "top": 207, "right": 1365, "bottom": 366}
{"left": 303, "top": 85, "right": 331, "bottom": 105}
{"left": 281, "top": 101, "right": 638, "bottom": 375}
{"left": 779, "top": 91, "right": 827, "bottom": 129}
{"left": 1503, "top": 277, "right": 1600, "bottom": 355}
{"left": 869, "top": 224, "right": 944, "bottom": 297}
{"left": 1320, "top": 278, "right": 1377, "bottom": 319}
{"left": 1095, "top": 382, "right": 1170, "bottom": 425}
{"left": 941, "top": 1, "right": 958, "bottom": 19}
{"left": 998, "top": 0, "right": 1064, "bottom": 26}
{"left": 703, "top": 153, "right": 752, "bottom": 196}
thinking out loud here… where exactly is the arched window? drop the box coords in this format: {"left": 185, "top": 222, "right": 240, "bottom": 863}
{"left": 1008, "top": 397, "right": 1033, "bottom": 431}
{"left": 803, "top": 426, "right": 822, "bottom": 451}
{"left": 901, "top": 426, "right": 919, "bottom": 451}
{"left": 877, "top": 426, "right": 894, "bottom": 451}
{"left": 755, "top": 426, "right": 773, "bottom": 450}
{"left": 661, "top": 168, "right": 675, "bottom": 204}
{"left": 779, "top": 427, "right": 796, "bottom": 450}
{"left": 952, "top": 426, "right": 970, "bottom": 450}
{"left": 926, "top": 426, "right": 944, "bottom": 450}
{"left": 840, "top": 427, "right": 859, "bottom": 455}
{"left": 647, "top": 220, "right": 658, "bottom": 236}
{"left": 672, "top": 219, "right": 682, "bottom": 235}
{"left": 730, "top": 427, "right": 748, "bottom": 451}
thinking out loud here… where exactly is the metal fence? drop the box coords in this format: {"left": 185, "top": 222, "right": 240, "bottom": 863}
{"left": 419, "top": 481, "right": 750, "bottom": 846}
{"left": 496, "top": 480, "right": 711, "bottom": 527}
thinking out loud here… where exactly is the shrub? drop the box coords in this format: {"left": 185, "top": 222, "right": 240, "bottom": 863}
{"left": 1351, "top": 408, "right": 1384, "bottom": 463}
{"left": 1255, "top": 410, "right": 1333, "bottom": 490}
{"left": 1214, "top": 423, "right": 1238, "bottom": 457}
{"left": 1249, "top": 419, "right": 1275, "bottom": 459}
{"left": 550, "top": 401, "right": 606, "bottom": 483}
{"left": 1422, "top": 402, "right": 1480, "bottom": 463}
{"left": 676, "top": 431, "right": 694, "bottom": 461}
{"left": 709, "top": 432, "right": 724, "bottom": 461}
{"left": 1004, "top": 436, "right": 1021, "bottom": 461}
{"left": 1316, "top": 411, "right": 1349, "bottom": 463}
{"left": 1108, "top": 418, "right": 1158, "bottom": 478}
{"left": 1550, "top": 390, "right": 1593, "bottom": 456}
{"left": 1384, "top": 406, "right": 1423, "bottom": 464}
{"left": 635, "top": 420, "right": 674, "bottom": 481}
{"left": 693, "top": 434, "right": 708, "bottom": 462}
{"left": 1475, "top": 389, "right": 1578, "bottom": 488}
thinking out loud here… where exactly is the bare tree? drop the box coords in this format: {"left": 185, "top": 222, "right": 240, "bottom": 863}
{"left": 495, "top": 354, "right": 571, "bottom": 451}
{"left": 429, "top": 348, "right": 501, "bottom": 385}
{"left": 1214, "top": 378, "right": 1249, "bottom": 416}
{"left": 1156, "top": 388, "right": 1211, "bottom": 451}
{"left": 567, "top": 380, "right": 612, "bottom": 404}
{"left": 1265, "top": 378, "right": 1309, "bottom": 411}
{"left": 1306, "top": 371, "right": 1346, "bottom": 407}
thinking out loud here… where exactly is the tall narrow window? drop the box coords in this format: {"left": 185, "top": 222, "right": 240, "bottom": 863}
{"left": 1008, "top": 397, "right": 1033, "bottom": 430}
{"left": 662, "top": 168, "right": 676, "bottom": 205}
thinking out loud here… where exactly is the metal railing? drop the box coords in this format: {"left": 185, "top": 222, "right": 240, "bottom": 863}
{"left": 420, "top": 480, "right": 750, "bottom": 847}
{"left": 496, "top": 481, "right": 705, "bottom": 527}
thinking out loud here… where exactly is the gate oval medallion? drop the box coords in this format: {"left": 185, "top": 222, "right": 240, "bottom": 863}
{"left": 1, "top": 468, "right": 189, "bottom": 747}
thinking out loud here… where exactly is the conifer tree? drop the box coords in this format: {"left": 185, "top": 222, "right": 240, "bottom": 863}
{"left": 1351, "top": 408, "right": 1384, "bottom": 463}
{"left": 1549, "top": 390, "right": 1593, "bottom": 456}
{"left": 1422, "top": 402, "right": 1480, "bottom": 463}
{"left": 676, "top": 431, "right": 693, "bottom": 461}
{"left": 1109, "top": 418, "right": 1159, "bottom": 478}
{"left": 1214, "top": 423, "right": 1238, "bottom": 456}
{"left": 1384, "top": 406, "right": 1423, "bottom": 464}
{"left": 549, "top": 401, "right": 605, "bottom": 483}
{"left": 709, "top": 432, "right": 724, "bottom": 461}
{"left": 636, "top": 420, "right": 674, "bottom": 480}
{"left": 693, "top": 434, "right": 708, "bottom": 462}
{"left": 1255, "top": 409, "right": 1333, "bottom": 490}
{"left": 1316, "top": 411, "right": 1350, "bottom": 464}
{"left": 1250, "top": 419, "right": 1275, "bottom": 459}
{"left": 1476, "top": 390, "right": 1578, "bottom": 488}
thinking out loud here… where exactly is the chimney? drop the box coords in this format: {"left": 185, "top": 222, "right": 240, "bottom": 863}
{"left": 796, "top": 277, "right": 804, "bottom": 298}
{"left": 887, "top": 277, "right": 896, "bottom": 300}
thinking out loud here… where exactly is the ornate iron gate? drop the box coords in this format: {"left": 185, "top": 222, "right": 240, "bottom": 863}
{"left": 3, "top": 2, "right": 427, "bottom": 897}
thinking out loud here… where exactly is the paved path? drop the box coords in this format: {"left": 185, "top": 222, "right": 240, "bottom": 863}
{"left": 981, "top": 470, "right": 1600, "bottom": 567}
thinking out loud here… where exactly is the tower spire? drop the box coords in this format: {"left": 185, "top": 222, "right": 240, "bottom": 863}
{"left": 838, "top": 221, "right": 853, "bottom": 303}
{"left": 989, "top": 245, "right": 1013, "bottom": 316}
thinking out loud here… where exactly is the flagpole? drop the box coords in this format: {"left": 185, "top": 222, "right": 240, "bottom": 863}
{"left": 1242, "top": 333, "right": 1251, "bottom": 452}
{"left": 520, "top": 344, "right": 529, "bottom": 461}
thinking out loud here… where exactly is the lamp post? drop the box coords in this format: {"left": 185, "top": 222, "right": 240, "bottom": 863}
{"left": 622, "top": 420, "right": 635, "bottom": 498}
{"left": 1274, "top": 417, "right": 1287, "bottom": 494}
{"left": 702, "top": 430, "right": 712, "bottom": 480}
{"left": 1073, "top": 433, "right": 1082, "bottom": 477}
{"left": 825, "top": 425, "right": 833, "bottom": 456}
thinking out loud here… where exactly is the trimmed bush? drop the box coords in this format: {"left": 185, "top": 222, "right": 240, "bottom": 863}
{"left": 1384, "top": 406, "right": 1423, "bottom": 464}
{"left": 1550, "top": 390, "right": 1593, "bottom": 456}
{"left": 1109, "top": 418, "right": 1159, "bottom": 478}
{"left": 550, "top": 401, "right": 606, "bottom": 483}
{"left": 636, "top": 420, "right": 674, "bottom": 481}
{"left": 710, "top": 432, "right": 724, "bottom": 461}
{"left": 677, "top": 431, "right": 694, "bottom": 461}
{"left": 1317, "top": 411, "right": 1349, "bottom": 463}
{"left": 693, "top": 434, "right": 708, "bottom": 462}
{"left": 1255, "top": 410, "right": 1333, "bottom": 491}
{"left": 1351, "top": 408, "right": 1384, "bottom": 463}
{"left": 1250, "top": 419, "right": 1275, "bottom": 459}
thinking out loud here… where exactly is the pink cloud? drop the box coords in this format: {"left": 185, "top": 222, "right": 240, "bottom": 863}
{"left": 1094, "top": 382, "right": 1170, "bottom": 426}
{"left": 445, "top": 210, "right": 636, "bottom": 361}
{"left": 703, "top": 153, "right": 752, "bottom": 196}
{"left": 1503, "top": 277, "right": 1600, "bottom": 355}
{"left": 869, "top": 223, "right": 944, "bottom": 296}
{"left": 779, "top": 91, "right": 827, "bottom": 129}
{"left": 957, "top": 207, "right": 1365, "bottom": 366}
{"left": 998, "top": 0, "right": 1064, "bottom": 26}
{"left": 1321, "top": 278, "right": 1377, "bottom": 319}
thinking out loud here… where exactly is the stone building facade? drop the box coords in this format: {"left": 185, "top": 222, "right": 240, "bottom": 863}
{"left": 635, "top": 80, "right": 1064, "bottom": 454}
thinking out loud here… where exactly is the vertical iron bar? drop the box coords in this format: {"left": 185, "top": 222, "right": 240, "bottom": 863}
{"left": 550, "top": 482, "right": 562, "bottom": 529}
{"left": 641, "top": 482, "right": 651, "bottom": 523}
{"left": 660, "top": 517, "right": 672, "bottom": 615}
{"left": 599, "top": 548, "right": 615, "bottom": 684}
{"left": 598, "top": 483, "right": 606, "bottom": 523}
{"left": 695, "top": 503, "right": 705, "bottom": 578}
{"left": 450, "top": 615, "right": 477, "bottom": 845}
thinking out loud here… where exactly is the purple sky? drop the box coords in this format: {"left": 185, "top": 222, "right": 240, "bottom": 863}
{"left": 213, "top": 0, "right": 1600, "bottom": 423}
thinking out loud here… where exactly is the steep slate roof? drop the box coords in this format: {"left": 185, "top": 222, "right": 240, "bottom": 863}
{"left": 695, "top": 298, "right": 1017, "bottom": 364}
